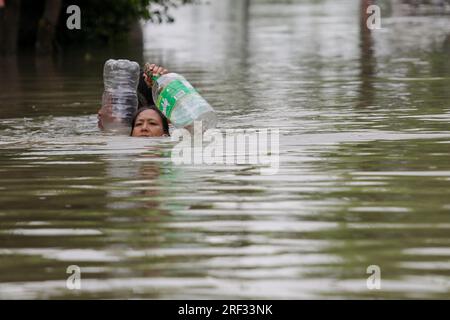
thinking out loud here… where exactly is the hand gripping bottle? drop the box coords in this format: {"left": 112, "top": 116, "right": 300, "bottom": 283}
{"left": 148, "top": 70, "right": 217, "bottom": 131}
{"left": 100, "top": 59, "right": 140, "bottom": 132}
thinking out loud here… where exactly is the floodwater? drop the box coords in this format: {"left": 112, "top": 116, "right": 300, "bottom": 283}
{"left": 1, "top": 0, "right": 450, "bottom": 299}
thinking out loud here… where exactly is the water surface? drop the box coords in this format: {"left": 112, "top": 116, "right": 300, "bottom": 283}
{"left": 1, "top": 0, "right": 450, "bottom": 299}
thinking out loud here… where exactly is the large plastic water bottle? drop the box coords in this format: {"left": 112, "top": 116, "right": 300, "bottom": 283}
{"left": 150, "top": 73, "right": 217, "bottom": 131}
{"left": 100, "top": 59, "right": 140, "bottom": 132}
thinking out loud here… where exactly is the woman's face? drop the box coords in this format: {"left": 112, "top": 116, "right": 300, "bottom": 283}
{"left": 131, "top": 109, "right": 165, "bottom": 137}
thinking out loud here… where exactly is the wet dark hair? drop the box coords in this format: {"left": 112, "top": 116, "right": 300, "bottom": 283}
{"left": 130, "top": 106, "right": 170, "bottom": 136}
{"left": 137, "top": 69, "right": 154, "bottom": 108}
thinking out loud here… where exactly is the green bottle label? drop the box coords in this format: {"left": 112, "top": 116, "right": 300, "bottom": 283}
{"left": 156, "top": 79, "right": 196, "bottom": 118}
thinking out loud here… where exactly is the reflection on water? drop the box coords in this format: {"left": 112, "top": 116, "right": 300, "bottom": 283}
{"left": 0, "top": 0, "right": 450, "bottom": 299}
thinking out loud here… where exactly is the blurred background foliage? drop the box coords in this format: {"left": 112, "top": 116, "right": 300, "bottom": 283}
{"left": 0, "top": 0, "right": 194, "bottom": 55}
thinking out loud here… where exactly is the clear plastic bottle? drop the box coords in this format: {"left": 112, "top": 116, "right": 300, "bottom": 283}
{"left": 100, "top": 59, "right": 140, "bottom": 132}
{"left": 151, "top": 73, "right": 217, "bottom": 131}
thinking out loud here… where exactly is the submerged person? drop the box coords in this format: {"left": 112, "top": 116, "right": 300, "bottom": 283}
{"left": 131, "top": 63, "right": 171, "bottom": 137}
{"left": 130, "top": 106, "right": 170, "bottom": 137}
{"left": 97, "top": 63, "right": 170, "bottom": 137}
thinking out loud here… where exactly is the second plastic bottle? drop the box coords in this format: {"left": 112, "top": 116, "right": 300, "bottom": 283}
{"left": 150, "top": 72, "right": 217, "bottom": 131}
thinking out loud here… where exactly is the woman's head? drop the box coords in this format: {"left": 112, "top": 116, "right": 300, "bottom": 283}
{"left": 131, "top": 107, "right": 170, "bottom": 137}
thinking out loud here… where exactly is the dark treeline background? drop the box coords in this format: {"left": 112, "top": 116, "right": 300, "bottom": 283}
{"left": 0, "top": 0, "right": 193, "bottom": 55}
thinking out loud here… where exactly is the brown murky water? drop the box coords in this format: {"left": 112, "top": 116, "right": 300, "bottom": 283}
{"left": 0, "top": 0, "right": 450, "bottom": 298}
